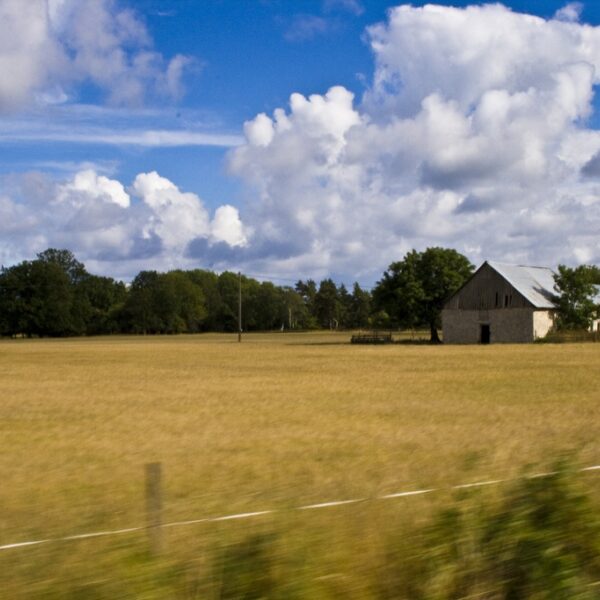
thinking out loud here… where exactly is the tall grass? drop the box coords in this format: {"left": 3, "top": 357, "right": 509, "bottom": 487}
{"left": 192, "top": 462, "right": 600, "bottom": 599}
{"left": 1, "top": 333, "right": 599, "bottom": 596}
{"left": 408, "top": 461, "right": 600, "bottom": 599}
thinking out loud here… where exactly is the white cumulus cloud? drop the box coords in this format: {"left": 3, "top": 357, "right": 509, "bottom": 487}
{"left": 132, "top": 171, "right": 211, "bottom": 257}
{"left": 58, "top": 169, "right": 130, "bottom": 207}
{"left": 227, "top": 3, "right": 600, "bottom": 280}
{"left": 210, "top": 205, "right": 248, "bottom": 247}
{"left": 5, "top": 3, "right": 600, "bottom": 281}
{"left": 0, "top": 0, "right": 191, "bottom": 112}
{"left": 0, "top": 170, "right": 247, "bottom": 277}
{"left": 554, "top": 2, "right": 584, "bottom": 22}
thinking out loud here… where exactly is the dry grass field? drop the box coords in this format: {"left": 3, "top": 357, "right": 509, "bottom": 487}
{"left": 1, "top": 332, "right": 599, "bottom": 598}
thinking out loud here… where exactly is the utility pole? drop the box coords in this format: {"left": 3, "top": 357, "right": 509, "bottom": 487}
{"left": 238, "top": 271, "right": 242, "bottom": 343}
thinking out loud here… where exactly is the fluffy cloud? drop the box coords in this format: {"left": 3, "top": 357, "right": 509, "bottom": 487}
{"left": 58, "top": 169, "right": 130, "bottom": 207}
{"left": 554, "top": 2, "right": 584, "bottom": 22}
{"left": 0, "top": 0, "right": 190, "bottom": 111}
{"left": 0, "top": 170, "right": 246, "bottom": 277}
{"left": 5, "top": 3, "right": 600, "bottom": 282}
{"left": 210, "top": 205, "right": 248, "bottom": 247}
{"left": 228, "top": 3, "right": 600, "bottom": 279}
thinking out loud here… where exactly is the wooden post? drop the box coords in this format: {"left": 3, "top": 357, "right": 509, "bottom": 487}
{"left": 145, "top": 462, "right": 163, "bottom": 555}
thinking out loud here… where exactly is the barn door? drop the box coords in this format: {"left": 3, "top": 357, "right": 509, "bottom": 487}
{"left": 480, "top": 324, "right": 491, "bottom": 344}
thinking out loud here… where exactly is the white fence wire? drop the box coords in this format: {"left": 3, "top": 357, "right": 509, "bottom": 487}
{"left": 2, "top": 464, "right": 599, "bottom": 552}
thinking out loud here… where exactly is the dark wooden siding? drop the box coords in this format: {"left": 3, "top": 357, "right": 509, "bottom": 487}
{"left": 444, "top": 263, "right": 533, "bottom": 310}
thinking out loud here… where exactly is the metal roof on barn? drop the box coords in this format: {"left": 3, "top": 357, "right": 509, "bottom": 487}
{"left": 486, "top": 261, "right": 556, "bottom": 309}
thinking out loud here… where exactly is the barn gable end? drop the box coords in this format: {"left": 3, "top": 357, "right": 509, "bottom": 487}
{"left": 442, "top": 261, "right": 556, "bottom": 344}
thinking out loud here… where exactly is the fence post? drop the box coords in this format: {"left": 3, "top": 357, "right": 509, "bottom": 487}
{"left": 145, "top": 462, "right": 163, "bottom": 555}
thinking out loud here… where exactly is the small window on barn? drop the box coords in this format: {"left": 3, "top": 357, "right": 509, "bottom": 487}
{"left": 504, "top": 294, "right": 509, "bottom": 307}
{"left": 495, "top": 292, "right": 499, "bottom": 307}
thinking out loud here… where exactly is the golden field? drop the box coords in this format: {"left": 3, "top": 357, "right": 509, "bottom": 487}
{"left": 1, "top": 332, "right": 599, "bottom": 598}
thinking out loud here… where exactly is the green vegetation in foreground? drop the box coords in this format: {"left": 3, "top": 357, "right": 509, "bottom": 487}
{"left": 209, "top": 464, "right": 600, "bottom": 599}
{"left": 1, "top": 333, "right": 599, "bottom": 597}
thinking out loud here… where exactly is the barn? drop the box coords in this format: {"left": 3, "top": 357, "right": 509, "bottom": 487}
{"left": 442, "top": 261, "right": 556, "bottom": 344}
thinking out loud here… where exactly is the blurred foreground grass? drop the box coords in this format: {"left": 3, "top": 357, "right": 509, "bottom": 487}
{"left": 1, "top": 332, "right": 599, "bottom": 597}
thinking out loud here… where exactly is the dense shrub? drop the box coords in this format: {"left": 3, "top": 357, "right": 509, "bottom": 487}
{"left": 187, "top": 461, "right": 600, "bottom": 599}
{"left": 378, "top": 460, "right": 600, "bottom": 599}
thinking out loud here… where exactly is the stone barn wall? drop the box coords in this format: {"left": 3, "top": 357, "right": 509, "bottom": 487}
{"left": 442, "top": 308, "right": 542, "bottom": 344}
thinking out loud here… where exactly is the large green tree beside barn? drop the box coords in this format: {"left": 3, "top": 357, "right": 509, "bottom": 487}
{"left": 552, "top": 264, "right": 600, "bottom": 330}
{"left": 373, "top": 247, "right": 474, "bottom": 342}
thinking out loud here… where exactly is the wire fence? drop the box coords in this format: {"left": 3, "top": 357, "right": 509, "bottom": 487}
{"left": 2, "top": 463, "right": 599, "bottom": 553}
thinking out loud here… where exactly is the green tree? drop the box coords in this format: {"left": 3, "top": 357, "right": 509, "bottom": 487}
{"left": 255, "top": 281, "right": 283, "bottom": 330}
{"left": 314, "top": 278, "right": 340, "bottom": 329}
{"left": 373, "top": 251, "right": 422, "bottom": 331}
{"left": 37, "top": 248, "right": 91, "bottom": 334}
{"left": 373, "top": 248, "right": 474, "bottom": 342}
{"left": 279, "top": 287, "right": 310, "bottom": 329}
{"left": 337, "top": 283, "right": 352, "bottom": 328}
{"left": 348, "top": 283, "right": 371, "bottom": 328}
{"left": 239, "top": 277, "right": 262, "bottom": 330}
{"left": 36, "top": 248, "right": 87, "bottom": 284}
{"left": 0, "top": 262, "right": 30, "bottom": 336}
{"left": 0, "top": 260, "right": 74, "bottom": 337}
{"left": 0, "top": 263, "right": 25, "bottom": 336}
{"left": 123, "top": 271, "right": 162, "bottom": 334}
{"left": 124, "top": 271, "right": 206, "bottom": 334}
{"left": 30, "top": 260, "right": 75, "bottom": 336}
{"left": 217, "top": 271, "right": 241, "bottom": 332}
{"left": 552, "top": 264, "right": 600, "bottom": 330}
{"left": 295, "top": 279, "right": 318, "bottom": 327}
{"left": 185, "top": 270, "right": 224, "bottom": 331}
{"left": 166, "top": 271, "right": 207, "bottom": 333}
{"left": 79, "top": 275, "right": 127, "bottom": 334}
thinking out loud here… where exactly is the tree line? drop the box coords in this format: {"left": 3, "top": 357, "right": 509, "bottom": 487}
{"left": 1, "top": 247, "right": 597, "bottom": 339}
{"left": 0, "top": 248, "right": 376, "bottom": 337}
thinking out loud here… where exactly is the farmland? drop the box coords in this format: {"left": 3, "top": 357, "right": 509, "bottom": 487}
{"left": 1, "top": 333, "right": 599, "bottom": 598}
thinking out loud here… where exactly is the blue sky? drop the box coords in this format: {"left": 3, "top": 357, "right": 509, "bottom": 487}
{"left": 1, "top": 1, "right": 400, "bottom": 204}
{"left": 2, "top": 1, "right": 600, "bottom": 282}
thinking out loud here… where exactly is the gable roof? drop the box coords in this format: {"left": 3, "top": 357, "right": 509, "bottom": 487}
{"left": 486, "top": 261, "right": 556, "bottom": 309}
